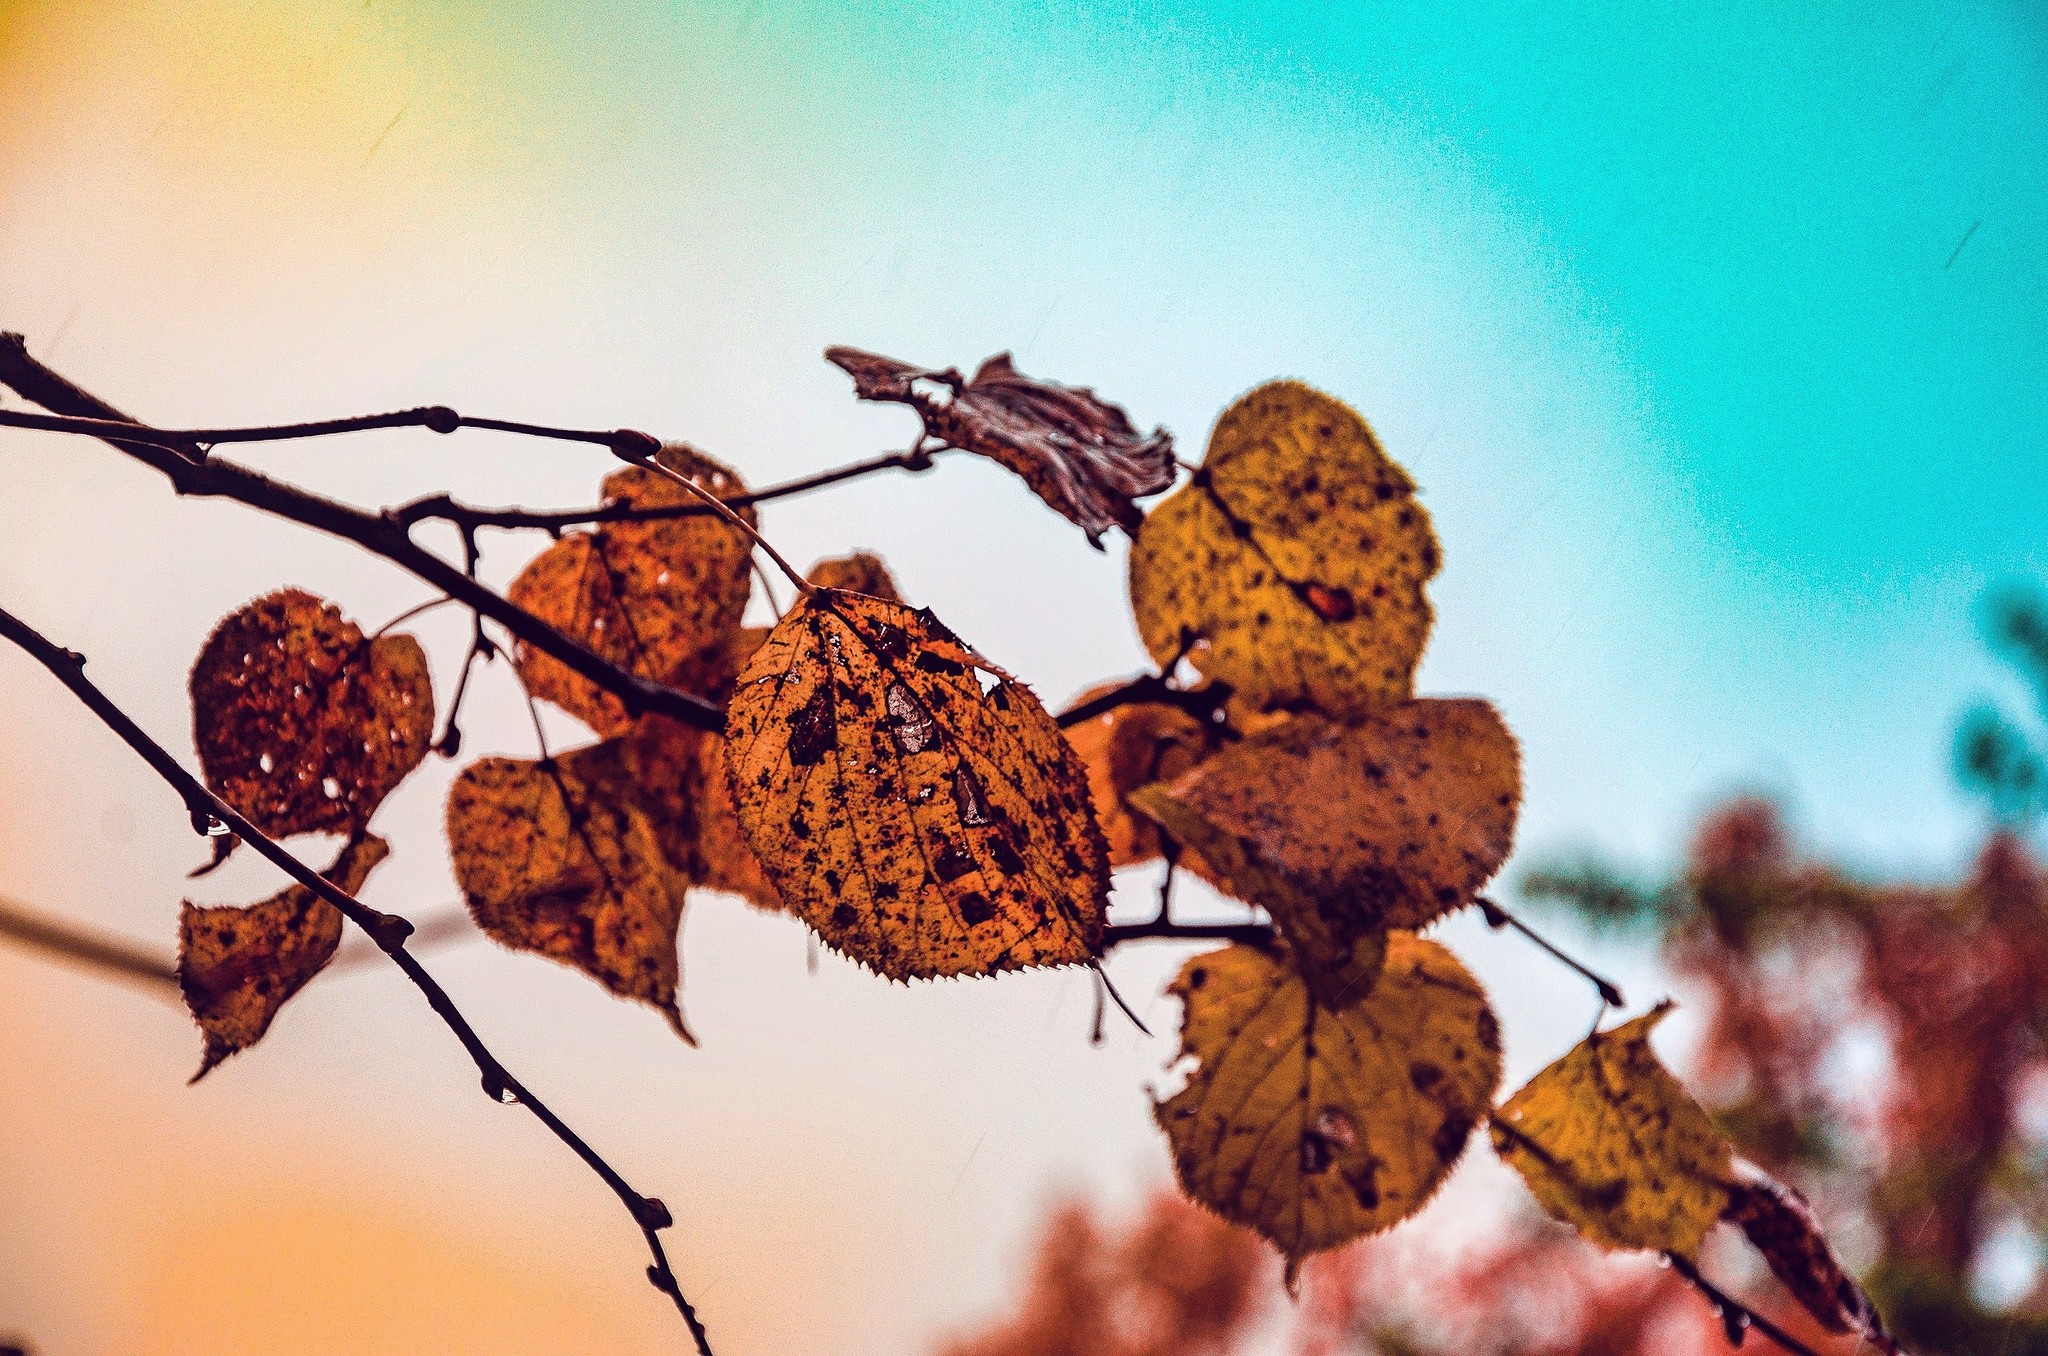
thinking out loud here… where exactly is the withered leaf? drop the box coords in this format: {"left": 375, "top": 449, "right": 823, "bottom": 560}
{"left": 190, "top": 589, "right": 434, "bottom": 846}
{"left": 508, "top": 443, "right": 755, "bottom": 735}
{"left": 446, "top": 744, "right": 693, "bottom": 1040}
{"left": 1062, "top": 683, "right": 1219, "bottom": 869}
{"left": 1158, "top": 935, "right": 1501, "bottom": 1281}
{"left": 1491, "top": 1002, "right": 1733, "bottom": 1259}
{"left": 1724, "top": 1162, "right": 1899, "bottom": 1353}
{"left": 179, "top": 833, "right": 390, "bottom": 1080}
{"left": 723, "top": 588, "right": 1109, "bottom": 979}
{"left": 1137, "top": 702, "right": 1517, "bottom": 928}
{"left": 620, "top": 714, "right": 783, "bottom": 913}
{"left": 1129, "top": 381, "right": 1439, "bottom": 715}
{"left": 805, "top": 551, "right": 902, "bottom": 601}
{"left": 826, "top": 346, "right": 1174, "bottom": 546}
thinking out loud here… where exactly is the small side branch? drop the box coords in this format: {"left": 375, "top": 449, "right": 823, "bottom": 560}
{"left": 1056, "top": 674, "right": 1233, "bottom": 730}
{"left": 0, "top": 604, "right": 714, "bottom": 1355}
{"left": 1477, "top": 896, "right": 1626, "bottom": 1008}
{"left": 1664, "top": 1251, "right": 1825, "bottom": 1356}
{"left": 1102, "top": 918, "right": 1275, "bottom": 948}
{"left": 0, "top": 895, "right": 179, "bottom": 993}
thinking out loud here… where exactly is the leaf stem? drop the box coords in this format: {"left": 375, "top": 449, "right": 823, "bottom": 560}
{"left": 1477, "top": 896, "right": 1626, "bottom": 1008}
{"left": 620, "top": 446, "right": 817, "bottom": 597}
{"left": 1664, "top": 1251, "right": 1826, "bottom": 1356}
{"left": 0, "top": 603, "right": 715, "bottom": 1354}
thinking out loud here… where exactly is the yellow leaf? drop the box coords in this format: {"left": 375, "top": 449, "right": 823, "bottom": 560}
{"left": 508, "top": 444, "right": 755, "bottom": 735}
{"left": 179, "top": 834, "right": 390, "bottom": 1079}
{"left": 190, "top": 589, "right": 434, "bottom": 844}
{"left": 1490, "top": 1002, "right": 1734, "bottom": 1259}
{"left": 1129, "top": 382, "right": 1438, "bottom": 715}
{"left": 1158, "top": 935, "right": 1501, "bottom": 1279}
{"left": 723, "top": 589, "right": 1108, "bottom": 979}
{"left": 445, "top": 745, "right": 693, "bottom": 1040}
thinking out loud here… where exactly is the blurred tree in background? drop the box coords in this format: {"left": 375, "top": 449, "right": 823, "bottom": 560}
{"left": 941, "top": 587, "right": 2048, "bottom": 1356}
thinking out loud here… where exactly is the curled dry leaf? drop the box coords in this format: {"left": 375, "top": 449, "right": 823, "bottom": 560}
{"left": 805, "top": 550, "right": 902, "bottom": 601}
{"left": 1158, "top": 935, "right": 1501, "bottom": 1282}
{"left": 1129, "top": 382, "right": 1439, "bottom": 715}
{"left": 1061, "top": 683, "right": 1219, "bottom": 868}
{"left": 446, "top": 745, "right": 693, "bottom": 1040}
{"left": 179, "top": 834, "right": 390, "bottom": 1080}
{"left": 723, "top": 588, "right": 1109, "bottom": 979}
{"left": 190, "top": 589, "right": 434, "bottom": 845}
{"left": 1491, "top": 1002, "right": 1733, "bottom": 1260}
{"left": 826, "top": 346, "right": 1174, "bottom": 546}
{"left": 1725, "top": 1161, "right": 1900, "bottom": 1353}
{"left": 508, "top": 443, "right": 755, "bottom": 735}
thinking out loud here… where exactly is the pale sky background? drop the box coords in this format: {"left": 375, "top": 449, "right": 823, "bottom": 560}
{"left": 2, "top": 2, "right": 2044, "bottom": 1353}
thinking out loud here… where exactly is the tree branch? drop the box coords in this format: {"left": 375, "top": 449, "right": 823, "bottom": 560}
{"left": 1665, "top": 1251, "right": 1826, "bottom": 1356}
{"left": 0, "top": 604, "right": 714, "bottom": 1354}
{"left": 1476, "top": 896, "right": 1626, "bottom": 1008}
{"left": 1055, "top": 673, "right": 1233, "bottom": 730}
{"left": 0, "top": 894, "right": 179, "bottom": 992}
{"left": 0, "top": 334, "right": 725, "bottom": 733}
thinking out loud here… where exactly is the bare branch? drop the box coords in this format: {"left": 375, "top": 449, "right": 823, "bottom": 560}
{"left": 1477, "top": 896, "right": 1627, "bottom": 1008}
{"left": 1665, "top": 1251, "right": 1827, "bottom": 1356}
{"left": 0, "top": 895, "right": 179, "bottom": 993}
{"left": 1055, "top": 673, "right": 1234, "bottom": 730}
{"left": 0, "top": 603, "right": 714, "bottom": 1354}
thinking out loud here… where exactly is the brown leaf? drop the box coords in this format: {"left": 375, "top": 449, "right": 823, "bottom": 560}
{"left": 190, "top": 589, "right": 434, "bottom": 847}
{"left": 508, "top": 443, "right": 755, "bottom": 735}
{"left": 179, "top": 834, "right": 390, "bottom": 1079}
{"left": 1129, "top": 381, "right": 1439, "bottom": 715}
{"left": 1157, "top": 935, "right": 1502, "bottom": 1282}
{"left": 826, "top": 346, "right": 1174, "bottom": 546}
{"left": 620, "top": 714, "right": 783, "bottom": 912}
{"left": 446, "top": 744, "right": 693, "bottom": 1040}
{"left": 1062, "top": 683, "right": 1219, "bottom": 869}
{"left": 1725, "top": 1162, "right": 1899, "bottom": 1352}
{"left": 806, "top": 551, "right": 902, "bottom": 601}
{"left": 1491, "top": 1002, "right": 1734, "bottom": 1259}
{"left": 723, "top": 588, "right": 1109, "bottom": 978}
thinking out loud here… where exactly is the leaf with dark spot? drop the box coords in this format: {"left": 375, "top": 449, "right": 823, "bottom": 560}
{"left": 826, "top": 346, "right": 1174, "bottom": 546}
{"left": 1725, "top": 1162, "right": 1900, "bottom": 1353}
{"left": 179, "top": 834, "right": 389, "bottom": 1079}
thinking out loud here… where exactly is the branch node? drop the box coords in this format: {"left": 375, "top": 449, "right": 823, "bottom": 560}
{"left": 632, "top": 1195, "right": 675, "bottom": 1231}
{"left": 607, "top": 429, "right": 664, "bottom": 462}
{"left": 365, "top": 910, "right": 416, "bottom": 952}
{"left": 422, "top": 405, "right": 460, "bottom": 435}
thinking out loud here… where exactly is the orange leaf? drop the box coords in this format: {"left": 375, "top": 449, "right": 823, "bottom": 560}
{"left": 805, "top": 551, "right": 902, "bottom": 601}
{"left": 1129, "top": 382, "right": 1438, "bottom": 715}
{"left": 446, "top": 745, "right": 693, "bottom": 1040}
{"left": 178, "top": 834, "right": 389, "bottom": 1079}
{"left": 508, "top": 444, "right": 755, "bottom": 735}
{"left": 1725, "top": 1162, "right": 1899, "bottom": 1352}
{"left": 190, "top": 589, "right": 434, "bottom": 846}
{"left": 723, "top": 589, "right": 1108, "bottom": 979}
{"left": 1062, "top": 684, "right": 1220, "bottom": 869}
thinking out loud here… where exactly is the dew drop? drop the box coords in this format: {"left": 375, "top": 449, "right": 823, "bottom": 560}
{"left": 258, "top": 752, "right": 275, "bottom": 774}
{"left": 322, "top": 777, "right": 342, "bottom": 800}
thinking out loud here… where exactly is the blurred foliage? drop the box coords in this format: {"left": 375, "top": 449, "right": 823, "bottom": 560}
{"left": 1956, "top": 584, "right": 2048, "bottom": 828}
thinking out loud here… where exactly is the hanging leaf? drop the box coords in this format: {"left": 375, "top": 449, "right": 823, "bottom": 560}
{"left": 620, "top": 714, "right": 783, "bottom": 913}
{"left": 190, "top": 589, "right": 434, "bottom": 847}
{"left": 723, "top": 588, "right": 1109, "bottom": 979}
{"left": 508, "top": 443, "right": 755, "bottom": 735}
{"left": 1491, "top": 1002, "right": 1733, "bottom": 1259}
{"left": 806, "top": 550, "right": 902, "bottom": 601}
{"left": 826, "top": 346, "right": 1175, "bottom": 546}
{"left": 1062, "top": 684, "right": 1220, "bottom": 868}
{"left": 1725, "top": 1162, "right": 1900, "bottom": 1353}
{"left": 1157, "top": 935, "right": 1501, "bottom": 1282}
{"left": 1129, "top": 382, "right": 1438, "bottom": 715}
{"left": 446, "top": 743, "right": 693, "bottom": 1040}
{"left": 178, "top": 833, "right": 390, "bottom": 1080}
{"left": 1136, "top": 702, "right": 1518, "bottom": 928}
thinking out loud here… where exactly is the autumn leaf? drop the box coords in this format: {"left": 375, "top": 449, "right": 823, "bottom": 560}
{"left": 508, "top": 443, "right": 755, "bottom": 735}
{"left": 1724, "top": 1162, "right": 1900, "bottom": 1353}
{"left": 446, "top": 744, "right": 693, "bottom": 1040}
{"left": 619, "top": 714, "right": 783, "bottom": 913}
{"left": 179, "top": 834, "right": 390, "bottom": 1080}
{"left": 723, "top": 588, "right": 1109, "bottom": 979}
{"left": 805, "top": 550, "right": 902, "bottom": 601}
{"left": 1491, "top": 1002, "right": 1733, "bottom": 1259}
{"left": 826, "top": 346, "right": 1175, "bottom": 546}
{"left": 1157, "top": 935, "right": 1501, "bottom": 1282}
{"left": 1062, "top": 684, "right": 1219, "bottom": 869}
{"left": 1129, "top": 382, "right": 1438, "bottom": 715}
{"left": 190, "top": 589, "right": 434, "bottom": 847}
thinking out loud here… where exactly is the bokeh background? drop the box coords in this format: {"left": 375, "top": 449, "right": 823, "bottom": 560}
{"left": 1, "top": 2, "right": 2043, "bottom": 1352}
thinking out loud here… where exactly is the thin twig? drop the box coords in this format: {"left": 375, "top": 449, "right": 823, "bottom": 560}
{"left": 617, "top": 446, "right": 814, "bottom": 596}
{"left": 0, "top": 895, "right": 179, "bottom": 992}
{"left": 0, "top": 334, "right": 724, "bottom": 733}
{"left": 1101, "top": 918, "right": 1276, "bottom": 947}
{"left": 1665, "top": 1251, "right": 1827, "bottom": 1356}
{"left": 1477, "top": 895, "right": 1626, "bottom": 1008}
{"left": 1054, "top": 673, "right": 1234, "bottom": 730}
{"left": 0, "top": 605, "right": 714, "bottom": 1354}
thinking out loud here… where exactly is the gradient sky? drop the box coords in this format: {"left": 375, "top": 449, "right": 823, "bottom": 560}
{"left": 2, "top": 2, "right": 2044, "bottom": 1353}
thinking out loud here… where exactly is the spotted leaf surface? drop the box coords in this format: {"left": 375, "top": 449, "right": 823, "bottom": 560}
{"left": 178, "top": 834, "right": 389, "bottom": 1080}
{"left": 190, "top": 589, "right": 434, "bottom": 844}
{"left": 1158, "top": 935, "right": 1501, "bottom": 1280}
{"left": 508, "top": 443, "right": 755, "bottom": 735}
{"left": 446, "top": 744, "right": 693, "bottom": 1040}
{"left": 723, "top": 589, "right": 1108, "bottom": 979}
{"left": 1130, "top": 382, "right": 1438, "bottom": 715}
{"left": 1491, "top": 1003, "right": 1733, "bottom": 1259}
